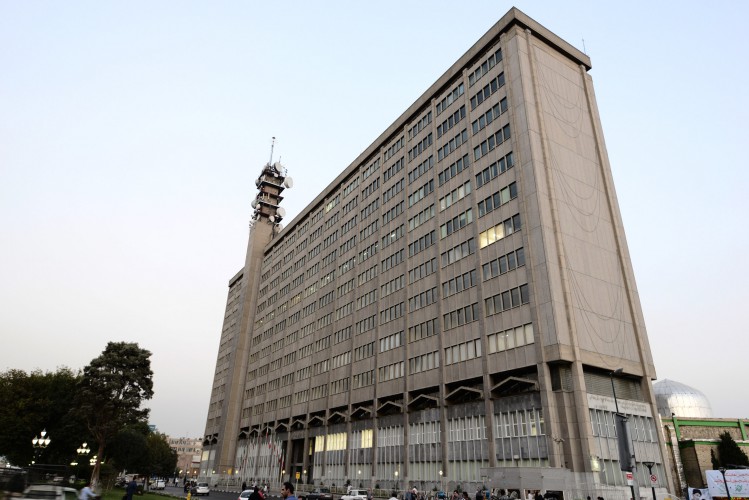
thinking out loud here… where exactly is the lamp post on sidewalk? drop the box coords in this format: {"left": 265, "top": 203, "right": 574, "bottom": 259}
{"left": 31, "top": 429, "right": 51, "bottom": 464}
{"left": 610, "top": 368, "right": 639, "bottom": 500}
{"left": 719, "top": 467, "right": 731, "bottom": 500}
{"left": 643, "top": 461, "right": 656, "bottom": 500}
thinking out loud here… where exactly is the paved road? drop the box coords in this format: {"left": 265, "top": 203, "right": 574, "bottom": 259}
{"left": 161, "top": 485, "right": 282, "bottom": 500}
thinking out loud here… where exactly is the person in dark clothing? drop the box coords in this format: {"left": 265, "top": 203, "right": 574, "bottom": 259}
{"left": 126, "top": 480, "right": 137, "bottom": 500}
{"left": 249, "top": 487, "right": 264, "bottom": 500}
{"left": 242, "top": 482, "right": 247, "bottom": 492}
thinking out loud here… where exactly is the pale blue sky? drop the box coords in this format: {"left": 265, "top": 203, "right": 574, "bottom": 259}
{"left": 1, "top": 1, "right": 747, "bottom": 438}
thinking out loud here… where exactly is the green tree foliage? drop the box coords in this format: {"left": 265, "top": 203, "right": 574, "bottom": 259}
{"left": 75, "top": 342, "right": 154, "bottom": 488}
{"left": 108, "top": 423, "right": 150, "bottom": 474}
{"left": 146, "top": 433, "right": 178, "bottom": 478}
{"left": 0, "top": 367, "right": 87, "bottom": 466}
{"left": 715, "top": 431, "right": 749, "bottom": 468}
{"left": 107, "top": 424, "right": 176, "bottom": 481}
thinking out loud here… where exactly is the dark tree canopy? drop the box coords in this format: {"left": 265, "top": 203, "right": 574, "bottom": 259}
{"left": 108, "top": 423, "right": 150, "bottom": 473}
{"left": 146, "top": 433, "right": 178, "bottom": 478}
{"left": 0, "top": 367, "right": 86, "bottom": 466}
{"left": 75, "top": 342, "right": 154, "bottom": 486}
{"left": 715, "top": 431, "right": 749, "bottom": 468}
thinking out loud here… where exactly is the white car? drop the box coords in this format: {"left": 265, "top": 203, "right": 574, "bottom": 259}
{"left": 153, "top": 480, "right": 166, "bottom": 490}
{"left": 341, "top": 490, "right": 368, "bottom": 500}
{"left": 196, "top": 483, "right": 210, "bottom": 496}
{"left": 22, "top": 485, "right": 78, "bottom": 500}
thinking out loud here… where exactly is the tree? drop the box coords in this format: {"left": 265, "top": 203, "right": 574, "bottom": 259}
{"left": 108, "top": 423, "right": 150, "bottom": 474}
{"left": 107, "top": 425, "right": 176, "bottom": 485}
{"left": 146, "top": 433, "right": 178, "bottom": 479}
{"left": 714, "top": 431, "right": 749, "bottom": 468}
{"left": 0, "top": 367, "right": 86, "bottom": 466}
{"left": 74, "top": 342, "right": 153, "bottom": 489}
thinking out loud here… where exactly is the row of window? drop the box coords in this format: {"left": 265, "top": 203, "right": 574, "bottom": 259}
{"left": 444, "top": 339, "right": 482, "bottom": 365}
{"left": 408, "top": 287, "right": 437, "bottom": 312}
{"left": 381, "top": 224, "right": 404, "bottom": 250}
{"left": 439, "top": 180, "right": 471, "bottom": 212}
{"left": 409, "top": 350, "right": 439, "bottom": 374}
{"left": 408, "top": 155, "right": 433, "bottom": 184}
{"left": 468, "top": 47, "right": 503, "bottom": 87}
{"left": 383, "top": 157, "right": 404, "bottom": 183}
{"left": 408, "top": 132, "right": 433, "bottom": 162}
{"left": 477, "top": 182, "right": 517, "bottom": 218}
{"left": 436, "top": 105, "right": 466, "bottom": 139}
{"left": 470, "top": 72, "right": 505, "bottom": 110}
{"left": 408, "top": 203, "right": 434, "bottom": 232}
{"left": 487, "top": 323, "right": 534, "bottom": 354}
{"left": 436, "top": 82, "right": 464, "bottom": 116}
{"left": 437, "top": 128, "right": 468, "bottom": 162}
{"left": 254, "top": 325, "right": 536, "bottom": 403}
{"left": 409, "top": 110, "right": 432, "bottom": 140}
{"left": 383, "top": 136, "right": 404, "bottom": 162}
{"left": 473, "top": 124, "right": 511, "bottom": 161}
{"left": 438, "top": 153, "right": 470, "bottom": 186}
{"left": 475, "top": 151, "right": 514, "bottom": 188}
{"left": 482, "top": 247, "right": 525, "bottom": 281}
{"left": 472, "top": 98, "right": 508, "bottom": 135}
{"left": 478, "top": 214, "right": 521, "bottom": 249}
{"left": 439, "top": 208, "right": 473, "bottom": 239}
{"left": 442, "top": 269, "right": 478, "bottom": 298}
{"left": 484, "top": 283, "right": 530, "bottom": 316}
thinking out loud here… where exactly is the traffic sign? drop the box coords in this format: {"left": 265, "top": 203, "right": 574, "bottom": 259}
{"left": 650, "top": 474, "right": 658, "bottom": 485}
{"left": 626, "top": 472, "right": 634, "bottom": 485}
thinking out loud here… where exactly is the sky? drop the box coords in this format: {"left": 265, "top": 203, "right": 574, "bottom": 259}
{"left": 1, "top": 1, "right": 748, "bottom": 439}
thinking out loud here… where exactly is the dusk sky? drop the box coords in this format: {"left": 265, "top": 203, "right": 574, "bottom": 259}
{"left": 1, "top": 0, "right": 747, "bottom": 439}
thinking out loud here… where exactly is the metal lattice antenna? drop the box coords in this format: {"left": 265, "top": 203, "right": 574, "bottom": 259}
{"left": 269, "top": 137, "right": 276, "bottom": 165}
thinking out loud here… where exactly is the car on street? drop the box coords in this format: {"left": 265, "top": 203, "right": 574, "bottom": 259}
{"left": 299, "top": 488, "right": 333, "bottom": 500}
{"left": 340, "top": 490, "right": 367, "bottom": 500}
{"left": 22, "top": 484, "right": 78, "bottom": 500}
{"left": 153, "top": 480, "right": 166, "bottom": 490}
{"left": 196, "top": 482, "right": 210, "bottom": 496}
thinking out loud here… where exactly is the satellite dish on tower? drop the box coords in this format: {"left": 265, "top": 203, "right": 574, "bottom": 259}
{"left": 276, "top": 207, "right": 286, "bottom": 218}
{"left": 255, "top": 179, "right": 261, "bottom": 187}
{"left": 269, "top": 215, "right": 276, "bottom": 223}
{"left": 283, "top": 177, "right": 294, "bottom": 189}
{"left": 251, "top": 200, "right": 258, "bottom": 209}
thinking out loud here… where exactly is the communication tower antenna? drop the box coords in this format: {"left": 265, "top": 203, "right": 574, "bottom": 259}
{"left": 269, "top": 137, "right": 276, "bottom": 165}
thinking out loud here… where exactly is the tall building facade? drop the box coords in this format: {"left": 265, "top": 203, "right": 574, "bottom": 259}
{"left": 201, "top": 8, "right": 670, "bottom": 499}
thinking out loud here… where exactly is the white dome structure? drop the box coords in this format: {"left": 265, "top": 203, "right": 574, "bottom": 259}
{"left": 653, "top": 379, "right": 713, "bottom": 418}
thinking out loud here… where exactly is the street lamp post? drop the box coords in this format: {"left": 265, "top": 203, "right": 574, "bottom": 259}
{"left": 438, "top": 470, "right": 443, "bottom": 496}
{"left": 643, "top": 461, "right": 656, "bottom": 500}
{"left": 77, "top": 443, "right": 91, "bottom": 456}
{"left": 394, "top": 471, "right": 399, "bottom": 494}
{"left": 32, "top": 429, "right": 51, "bottom": 464}
{"left": 719, "top": 468, "right": 731, "bottom": 500}
{"left": 609, "top": 369, "right": 640, "bottom": 500}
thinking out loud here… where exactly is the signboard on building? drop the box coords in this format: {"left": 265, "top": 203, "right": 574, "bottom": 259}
{"left": 706, "top": 469, "right": 749, "bottom": 498}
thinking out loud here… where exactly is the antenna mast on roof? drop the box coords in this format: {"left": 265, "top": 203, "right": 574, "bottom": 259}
{"left": 269, "top": 137, "right": 276, "bottom": 165}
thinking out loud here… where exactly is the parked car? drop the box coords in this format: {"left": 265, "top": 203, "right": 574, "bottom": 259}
{"left": 22, "top": 485, "right": 79, "bottom": 500}
{"left": 196, "top": 482, "right": 210, "bottom": 496}
{"left": 299, "top": 488, "right": 333, "bottom": 500}
{"left": 153, "top": 480, "right": 166, "bottom": 490}
{"left": 340, "top": 490, "right": 367, "bottom": 500}
{"left": 238, "top": 490, "right": 254, "bottom": 500}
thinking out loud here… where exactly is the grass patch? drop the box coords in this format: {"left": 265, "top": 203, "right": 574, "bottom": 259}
{"left": 101, "top": 490, "right": 183, "bottom": 500}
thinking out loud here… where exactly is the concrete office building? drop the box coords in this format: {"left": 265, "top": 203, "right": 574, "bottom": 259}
{"left": 201, "top": 8, "right": 670, "bottom": 499}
